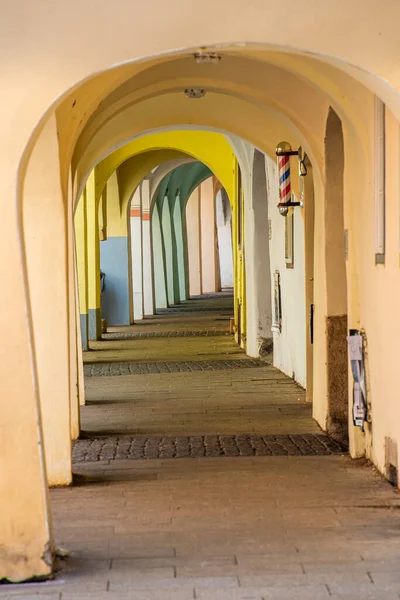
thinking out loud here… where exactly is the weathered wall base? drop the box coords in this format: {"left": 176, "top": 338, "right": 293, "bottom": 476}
{"left": 326, "top": 314, "right": 348, "bottom": 443}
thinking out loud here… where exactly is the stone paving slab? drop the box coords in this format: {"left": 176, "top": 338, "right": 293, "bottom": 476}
{"left": 81, "top": 365, "right": 313, "bottom": 437}
{"left": 5, "top": 296, "right": 400, "bottom": 599}
{"left": 85, "top": 328, "right": 246, "bottom": 364}
{"left": 72, "top": 434, "right": 347, "bottom": 462}
{"left": 4, "top": 456, "right": 400, "bottom": 599}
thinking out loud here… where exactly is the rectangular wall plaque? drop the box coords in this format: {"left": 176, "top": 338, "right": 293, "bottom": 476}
{"left": 285, "top": 210, "right": 294, "bottom": 268}
{"left": 272, "top": 270, "right": 282, "bottom": 333}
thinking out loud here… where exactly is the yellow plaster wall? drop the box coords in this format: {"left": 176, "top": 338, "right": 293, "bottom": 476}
{"left": 104, "top": 171, "right": 122, "bottom": 237}
{"left": 98, "top": 187, "right": 107, "bottom": 241}
{"left": 354, "top": 107, "right": 400, "bottom": 472}
{"left": 23, "top": 114, "right": 73, "bottom": 487}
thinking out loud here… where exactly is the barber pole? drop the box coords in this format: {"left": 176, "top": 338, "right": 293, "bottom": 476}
{"left": 275, "top": 141, "right": 301, "bottom": 216}
{"left": 279, "top": 154, "right": 291, "bottom": 206}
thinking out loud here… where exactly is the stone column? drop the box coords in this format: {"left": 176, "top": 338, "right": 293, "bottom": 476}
{"left": 200, "top": 178, "right": 218, "bottom": 293}
{"left": 174, "top": 194, "right": 187, "bottom": 301}
{"left": 23, "top": 114, "right": 72, "bottom": 486}
{"left": 75, "top": 190, "right": 89, "bottom": 350}
{"left": 67, "top": 170, "right": 81, "bottom": 439}
{"left": 130, "top": 186, "right": 144, "bottom": 320}
{"left": 0, "top": 127, "right": 53, "bottom": 583}
{"left": 245, "top": 150, "right": 273, "bottom": 357}
{"left": 142, "top": 179, "right": 155, "bottom": 315}
{"left": 152, "top": 204, "right": 168, "bottom": 309}
{"left": 86, "top": 171, "right": 101, "bottom": 340}
{"left": 186, "top": 187, "right": 202, "bottom": 296}
{"left": 162, "top": 197, "right": 176, "bottom": 305}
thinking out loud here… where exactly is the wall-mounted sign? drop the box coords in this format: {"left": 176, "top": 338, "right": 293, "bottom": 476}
{"left": 347, "top": 331, "right": 368, "bottom": 430}
{"left": 285, "top": 209, "right": 294, "bottom": 268}
{"left": 272, "top": 270, "right": 282, "bottom": 333}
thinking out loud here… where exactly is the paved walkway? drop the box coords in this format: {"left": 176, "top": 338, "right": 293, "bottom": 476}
{"left": 3, "top": 293, "right": 400, "bottom": 599}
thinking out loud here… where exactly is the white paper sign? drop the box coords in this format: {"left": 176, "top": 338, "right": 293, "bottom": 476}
{"left": 347, "top": 334, "right": 363, "bottom": 361}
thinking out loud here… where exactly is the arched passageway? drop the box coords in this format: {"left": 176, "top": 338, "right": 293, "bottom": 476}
{"left": 2, "top": 20, "right": 400, "bottom": 589}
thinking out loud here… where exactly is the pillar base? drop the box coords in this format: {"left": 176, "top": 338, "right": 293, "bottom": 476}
{"left": 80, "top": 313, "right": 88, "bottom": 350}
{"left": 88, "top": 308, "right": 101, "bottom": 341}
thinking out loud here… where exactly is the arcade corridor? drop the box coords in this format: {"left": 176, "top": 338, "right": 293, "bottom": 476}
{"left": 3, "top": 295, "right": 400, "bottom": 599}
{"left": 5, "top": 0, "right": 400, "bottom": 586}
{"left": 76, "top": 292, "right": 337, "bottom": 452}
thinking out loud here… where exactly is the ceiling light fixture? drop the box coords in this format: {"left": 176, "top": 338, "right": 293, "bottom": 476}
{"left": 194, "top": 52, "right": 222, "bottom": 65}
{"left": 184, "top": 88, "right": 206, "bottom": 99}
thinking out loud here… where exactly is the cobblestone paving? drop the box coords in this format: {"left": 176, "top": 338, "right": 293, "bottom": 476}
{"left": 84, "top": 358, "right": 266, "bottom": 377}
{"left": 72, "top": 434, "right": 347, "bottom": 462}
{"left": 103, "top": 330, "right": 230, "bottom": 340}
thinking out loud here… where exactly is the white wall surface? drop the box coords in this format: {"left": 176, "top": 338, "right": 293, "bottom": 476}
{"left": 216, "top": 190, "right": 234, "bottom": 288}
{"left": 130, "top": 216, "right": 143, "bottom": 320}
{"left": 186, "top": 188, "right": 202, "bottom": 296}
{"left": 266, "top": 156, "right": 306, "bottom": 387}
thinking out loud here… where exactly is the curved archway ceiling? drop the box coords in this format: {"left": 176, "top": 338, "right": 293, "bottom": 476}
{"left": 66, "top": 49, "right": 375, "bottom": 198}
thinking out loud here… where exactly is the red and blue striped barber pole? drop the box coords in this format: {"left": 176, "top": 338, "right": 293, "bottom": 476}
{"left": 279, "top": 154, "right": 291, "bottom": 206}
{"left": 276, "top": 141, "right": 301, "bottom": 216}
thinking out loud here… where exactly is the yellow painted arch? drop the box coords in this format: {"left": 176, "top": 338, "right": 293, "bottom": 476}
{"left": 95, "top": 130, "right": 237, "bottom": 211}
{"left": 78, "top": 129, "right": 241, "bottom": 344}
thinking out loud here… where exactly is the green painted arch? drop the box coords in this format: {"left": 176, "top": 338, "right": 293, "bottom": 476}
{"left": 181, "top": 165, "right": 213, "bottom": 210}
{"left": 151, "top": 162, "right": 214, "bottom": 305}
{"left": 151, "top": 164, "right": 206, "bottom": 304}
{"left": 152, "top": 162, "right": 212, "bottom": 214}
